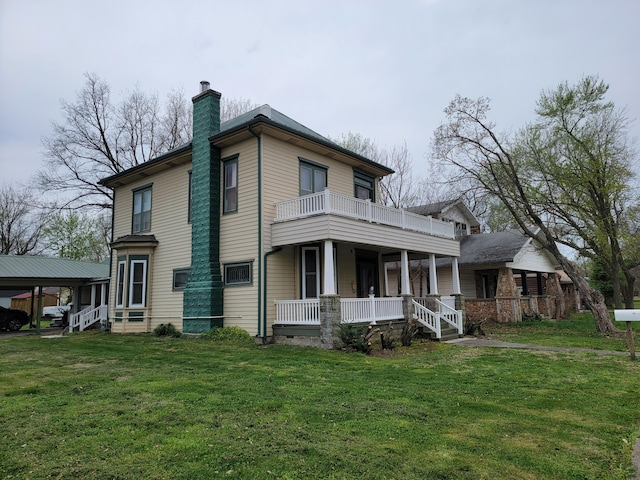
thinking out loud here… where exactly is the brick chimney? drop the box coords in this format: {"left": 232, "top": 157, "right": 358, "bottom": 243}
{"left": 183, "top": 82, "right": 224, "bottom": 332}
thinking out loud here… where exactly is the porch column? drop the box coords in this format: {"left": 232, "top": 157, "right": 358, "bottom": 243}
{"left": 100, "top": 283, "right": 107, "bottom": 306}
{"left": 429, "top": 254, "right": 439, "bottom": 295}
{"left": 520, "top": 270, "right": 529, "bottom": 296}
{"left": 400, "top": 250, "right": 411, "bottom": 295}
{"left": 323, "top": 240, "right": 336, "bottom": 295}
{"left": 451, "top": 257, "right": 461, "bottom": 295}
{"left": 90, "top": 285, "right": 97, "bottom": 309}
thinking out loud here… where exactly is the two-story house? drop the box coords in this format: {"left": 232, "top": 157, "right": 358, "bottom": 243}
{"left": 100, "top": 82, "right": 464, "bottom": 347}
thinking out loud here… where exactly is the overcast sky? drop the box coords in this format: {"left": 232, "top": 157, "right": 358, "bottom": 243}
{"left": 1, "top": 0, "right": 638, "bottom": 187}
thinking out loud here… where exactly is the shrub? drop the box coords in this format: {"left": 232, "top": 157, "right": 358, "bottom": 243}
{"left": 153, "top": 323, "right": 181, "bottom": 337}
{"left": 338, "top": 324, "right": 378, "bottom": 354}
{"left": 201, "top": 326, "right": 256, "bottom": 346}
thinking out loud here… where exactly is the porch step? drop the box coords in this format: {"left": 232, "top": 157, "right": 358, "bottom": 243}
{"left": 427, "top": 324, "right": 462, "bottom": 342}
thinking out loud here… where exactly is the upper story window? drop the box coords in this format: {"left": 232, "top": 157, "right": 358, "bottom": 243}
{"left": 223, "top": 156, "right": 238, "bottom": 213}
{"left": 354, "top": 170, "right": 375, "bottom": 201}
{"left": 132, "top": 185, "right": 152, "bottom": 233}
{"left": 299, "top": 159, "right": 327, "bottom": 196}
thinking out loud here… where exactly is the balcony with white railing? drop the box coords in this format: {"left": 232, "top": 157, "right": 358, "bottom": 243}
{"left": 274, "top": 190, "right": 456, "bottom": 239}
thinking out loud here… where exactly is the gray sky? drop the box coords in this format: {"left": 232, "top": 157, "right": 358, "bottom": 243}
{"left": 1, "top": 0, "right": 638, "bottom": 187}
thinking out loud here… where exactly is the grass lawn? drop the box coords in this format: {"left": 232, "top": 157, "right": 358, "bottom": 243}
{"left": 1, "top": 316, "right": 639, "bottom": 479}
{"left": 484, "top": 312, "right": 640, "bottom": 351}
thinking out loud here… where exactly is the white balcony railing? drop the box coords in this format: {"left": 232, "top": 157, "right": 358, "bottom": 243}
{"left": 275, "top": 190, "right": 455, "bottom": 239}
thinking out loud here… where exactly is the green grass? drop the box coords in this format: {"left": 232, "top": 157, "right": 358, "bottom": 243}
{"left": 1, "top": 323, "right": 639, "bottom": 479}
{"left": 483, "top": 312, "right": 640, "bottom": 351}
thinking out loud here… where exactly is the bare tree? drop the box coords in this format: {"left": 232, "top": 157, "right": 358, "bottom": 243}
{"left": 0, "top": 184, "right": 46, "bottom": 255}
{"left": 221, "top": 97, "right": 259, "bottom": 122}
{"left": 332, "top": 132, "right": 426, "bottom": 208}
{"left": 431, "top": 76, "right": 637, "bottom": 332}
{"left": 39, "top": 74, "right": 259, "bottom": 212}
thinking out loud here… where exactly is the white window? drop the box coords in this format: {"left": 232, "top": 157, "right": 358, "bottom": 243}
{"left": 115, "top": 260, "right": 126, "bottom": 308}
{"left": 129, "top": 259, "right": 148, "bottom": 307}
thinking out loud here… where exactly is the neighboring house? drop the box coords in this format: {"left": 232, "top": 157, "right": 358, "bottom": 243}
{"left": 100, "top": 82, "right": 465, "bottom": 346}
{"left": 387, "top": 208, "right": 574, "bottom": 323}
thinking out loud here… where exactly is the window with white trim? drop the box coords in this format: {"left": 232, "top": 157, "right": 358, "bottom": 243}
{"left": 129, "top": 258, "right": 148, "bottom": 307}
{"left": 115, "top": 259, "right": 126, "bottom": 308}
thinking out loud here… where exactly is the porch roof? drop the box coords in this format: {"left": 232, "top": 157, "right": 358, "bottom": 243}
{"left": 0, "top": 255, "right": 109, "bottom": 288}
{"left": 271, "top": 214, "right": 460, "bottom": 257}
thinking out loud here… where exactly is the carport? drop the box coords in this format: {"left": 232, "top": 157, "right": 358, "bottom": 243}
{"left": 0, "top": 255, "right": 109, "bottom": 333}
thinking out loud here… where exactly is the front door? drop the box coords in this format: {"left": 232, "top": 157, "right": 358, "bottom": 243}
{"left": 355, "top": 250, "right": 380, "bottom": 298}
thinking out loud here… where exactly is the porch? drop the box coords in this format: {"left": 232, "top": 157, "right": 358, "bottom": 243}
{"left": 268, "top": 191, "right": 463, "bottom": 348}
{"left": 273, "top": 295, "right": 463, "bottom": 342}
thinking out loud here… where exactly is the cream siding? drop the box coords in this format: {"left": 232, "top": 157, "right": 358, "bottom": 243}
{"left": 219, "top": 139, "right": 260, "bottom": 335}
{"left": 272, "top": 215, "right": 460, "bottom": 257}
{"left": 109, "top": 161, "right": 192, "bottom": 332}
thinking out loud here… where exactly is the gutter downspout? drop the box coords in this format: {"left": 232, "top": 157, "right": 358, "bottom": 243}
{"left": 263, "top": 247, "right": 283, "bottom": 344}
{"left": 248, "top": 126, "right": 263, "bottom": 338}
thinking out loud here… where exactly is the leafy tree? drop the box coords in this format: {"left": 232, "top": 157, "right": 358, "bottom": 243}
{"left": 432, "top": 75, "right": 637, "bottom": 332}
{"left": 0, "top": 183, "right": 45, "bottom": 255}
{"left": 39, "top": 73, "right": 257, "bottom": 211}
{"left": 41, "top": 211, "right": 109, "bottom": 262}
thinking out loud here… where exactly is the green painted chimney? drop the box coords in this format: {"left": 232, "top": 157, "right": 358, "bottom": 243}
{"left": 183, "top": 81, "right": 224, "bottom": 333}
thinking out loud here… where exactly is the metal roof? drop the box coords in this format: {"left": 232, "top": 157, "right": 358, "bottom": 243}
{"left": 100, "top": 103, "right": 394, "bottom": 187}
{"left": 0, "top": 255, "right": 110, "bottom": 287}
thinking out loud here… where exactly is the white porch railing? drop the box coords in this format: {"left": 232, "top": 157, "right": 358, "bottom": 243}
{"left": 275, "top": 190, "right": 455, "bottom": 239}
{"left": 340, "top": 297, "right": 403, "bottom": 324}
{"left": 274, "top": 299, "right": 320, "bottom": 325}
{"left": 412, "top": 300, "right": 441, "bottom": 338}
{"left": 436, "top": 298, "right": 463, "bottom": 335}
{"left": 69, "top": 305, "right": 108, "bottom": 332}
{"left": 274, "top": 297, "right": 404, "bottom": 325}
{"left": 412, "top": 298, "right": 463, "bottom": 338}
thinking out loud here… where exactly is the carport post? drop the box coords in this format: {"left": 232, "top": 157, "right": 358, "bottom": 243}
{"left": 36, "top": 287, "right": 43, "bottom": 335}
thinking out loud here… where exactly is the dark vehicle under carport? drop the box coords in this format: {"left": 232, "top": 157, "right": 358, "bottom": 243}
{"left": 0, "top": 306, "right": 30, "bottom": 331}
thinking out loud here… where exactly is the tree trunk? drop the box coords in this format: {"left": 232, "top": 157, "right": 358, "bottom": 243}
{"left": 560, "top": 257, "right": 619, "bottom": 333}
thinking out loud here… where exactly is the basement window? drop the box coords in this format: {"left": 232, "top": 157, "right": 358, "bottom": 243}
{"left": 224, "top": 261, "right": 253, "bottom": 286}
